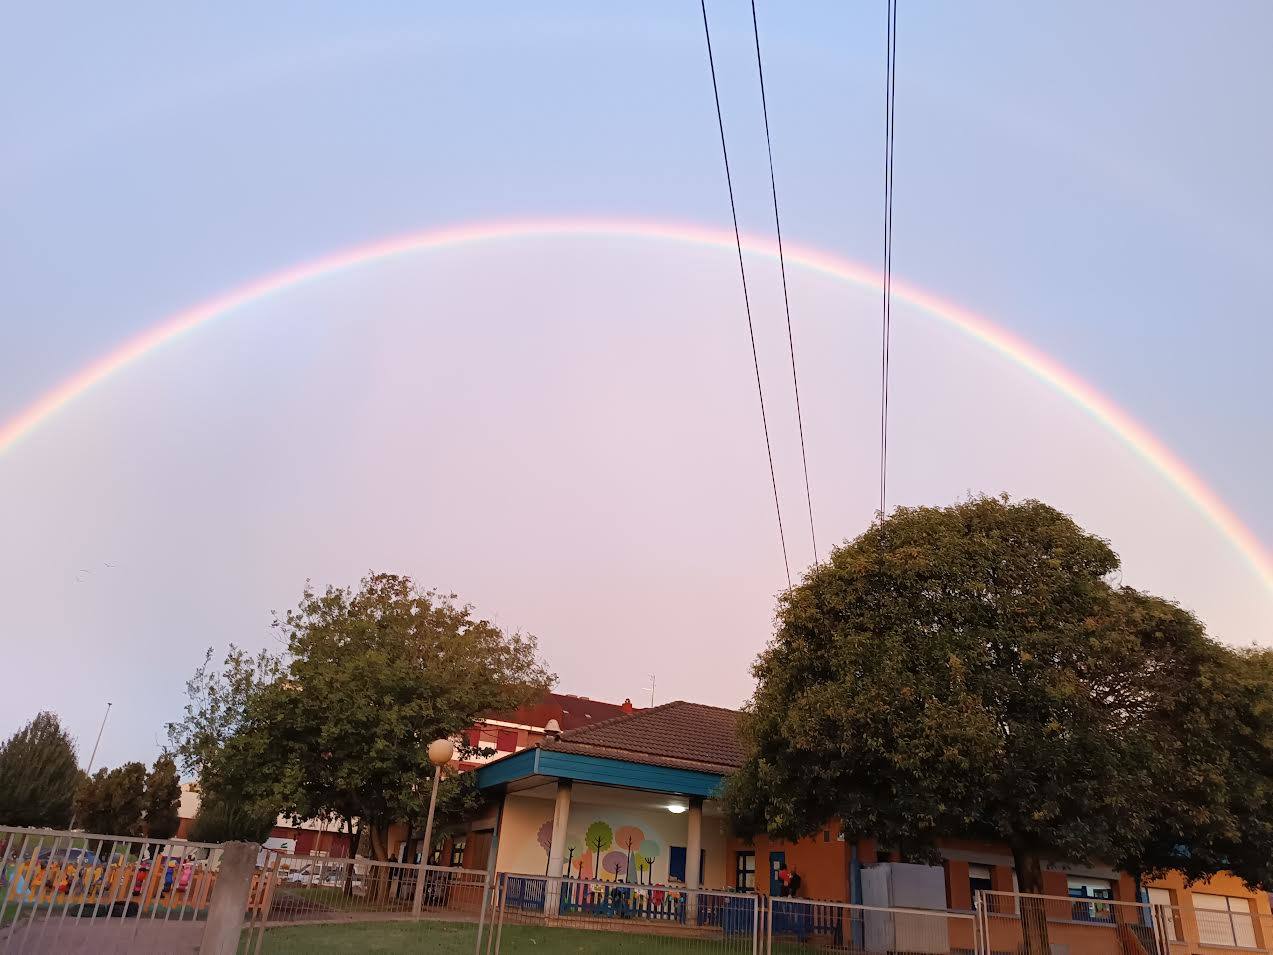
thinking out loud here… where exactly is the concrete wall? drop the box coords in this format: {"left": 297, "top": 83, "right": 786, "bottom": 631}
{"left": 494, "top": 793, "right": 728, "bottom": 889}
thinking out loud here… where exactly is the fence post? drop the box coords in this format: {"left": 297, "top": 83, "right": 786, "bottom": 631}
{"left": 973, "top": 894, "right": 987, "bottom": 955}
{"left": 198, "top": 842, "right": 256, "bottom": 955}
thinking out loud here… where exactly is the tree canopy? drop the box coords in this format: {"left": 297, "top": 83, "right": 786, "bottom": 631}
{"left": 167, "top": 572, "right": 553, "bottom": 859}
{"left": 727, "top": 497, "right": 1273, "bottom": 913}
{"left": 74, "top": 761, "right": 147, "bottom": 836}
{"left": 143, "top": 755, "right": 182, "bottom": 839}
{"left": 0, "top": 711, "right": 80, "bottom": 828}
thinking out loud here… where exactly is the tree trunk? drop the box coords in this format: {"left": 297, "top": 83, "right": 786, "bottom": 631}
{"left": 368, "top": 823, "right": 391, "bottom": 903}
{"left": 397, "top": 821, "right": 413, "bottom": 901}
{"left": 342, "top": 816, "right": 356, "bottom": 897}
{"left": 1011, "top": 844, "right": 1050, "bottom": 955}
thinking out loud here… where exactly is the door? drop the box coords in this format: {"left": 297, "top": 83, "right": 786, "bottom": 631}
{"left": 668, "top": 846, "right": 707, "bottom": 885}
{"left": 769, "top": 851, "right": 786, "bottom": 896}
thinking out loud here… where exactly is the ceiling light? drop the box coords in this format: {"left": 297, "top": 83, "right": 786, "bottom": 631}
{"left": 666, "top": 803, "right": 687, "bottom": 814}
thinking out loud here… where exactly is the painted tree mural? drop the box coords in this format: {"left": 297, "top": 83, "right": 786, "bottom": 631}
{"left": 536, "top": 819, "right": 553, "bottom": 874}
{"left": 613, "top": 825, "right": 645, "bottom": 882}
{"left": 584, "top": 820, "right": 613, "bottom": 873}
{"left": 603, "top": 850, "right": 629, "bottom": 882}
{"left": 563, "top": 832, "right": 584, "bottom": 878}
{"left": 639, "top": 839, "right": 661, "bottom": 884}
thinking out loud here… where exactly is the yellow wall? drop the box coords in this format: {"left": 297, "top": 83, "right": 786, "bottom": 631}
{"left": 494, "top": 793, "right": 728, "bottom": 889}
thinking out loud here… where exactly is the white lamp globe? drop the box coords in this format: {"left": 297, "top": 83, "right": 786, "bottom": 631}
{"left": 428, "top": 739, "right": 455, "bottom": 767}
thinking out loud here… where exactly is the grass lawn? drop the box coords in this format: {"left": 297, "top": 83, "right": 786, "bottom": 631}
{"left": 248, "top": 920, "right": 759, "bottom": 953}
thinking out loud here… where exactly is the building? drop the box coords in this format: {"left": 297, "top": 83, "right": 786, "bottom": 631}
{"left": 174, "top": 692, "right": 637, "bottom": 862}
{"left": 470, "top": 700, "right": 1273, "bottom": 954}
{"left": 174, "top": 784, "right": 352, "bottom": 857}
{"left": 457, "top": 693, "right": 637, "bottom": 770}
{"left": 390, "top": 691, "right": 639, "bottom": 867}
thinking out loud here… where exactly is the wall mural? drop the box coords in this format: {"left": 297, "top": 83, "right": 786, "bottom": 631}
{"left": 496, "top": 795, "right": 724, "bottom": 886}
{"left": 538, "top": 815, "right": 667, "bottom": 883}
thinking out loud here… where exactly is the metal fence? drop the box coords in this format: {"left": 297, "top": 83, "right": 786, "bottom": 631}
{"left": 974, "top": 888, "right": 1273, "bottom": 955}
{"left": 1156, "top": 901, "right": 1272, "bottom": 952}
{"left": 245, "top": 853, "right": 490, "bottom": 952}
{"left": 770, "top": 895, "right": 980, "bottom": 954}
{"left": 0, "top": 825, "right": 228, "bottom": 953}
{"left": 487, "top": 873, "right": 760, "bottom": 955}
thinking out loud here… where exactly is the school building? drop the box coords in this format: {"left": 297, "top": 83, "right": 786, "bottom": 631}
{"left": 465, "top": 700, "right": 1273, "bottom": 954}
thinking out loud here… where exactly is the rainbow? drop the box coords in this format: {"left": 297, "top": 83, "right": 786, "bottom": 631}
{"left": 2, "top": 217, "right": 1270, "bottom": 593}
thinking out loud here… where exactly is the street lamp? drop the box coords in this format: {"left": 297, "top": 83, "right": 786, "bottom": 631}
{"left": 412, "top": 738, "right": 455, "bottom": 915}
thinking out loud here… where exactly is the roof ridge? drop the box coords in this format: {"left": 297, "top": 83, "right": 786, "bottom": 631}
{"left": 556, "top": 699, "right": 681, "bottom": 740}
{"left": 672, "top": 700, "right": 745, "bottom": 715}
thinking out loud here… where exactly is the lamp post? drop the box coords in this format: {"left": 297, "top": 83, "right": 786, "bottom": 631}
{"left": 412, "top": 738, "right": 455, "bottom": 916}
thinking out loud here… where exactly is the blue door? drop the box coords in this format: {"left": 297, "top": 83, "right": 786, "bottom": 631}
{"left": 668, "top": 846, "right": 706, "bottom": 884}
{"left": 769, "top": 851, "right": 786, "bottom": 895}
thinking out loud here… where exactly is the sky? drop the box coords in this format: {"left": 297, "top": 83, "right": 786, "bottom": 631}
{"left": 1, "top": 2, "right": 1270, "bottom": 770}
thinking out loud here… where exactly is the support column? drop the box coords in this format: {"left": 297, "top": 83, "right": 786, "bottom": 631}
{"left": 685, "top": 797, "right": 703, "bottom": 923}
{"left": 199, "top": 842, "right": 256, "bottom": 955}
{"left": 544, "top": 780, "right": 572, "bottom": 915}
{"left": 685, "top": 797, "right": 703, "bottom": 889}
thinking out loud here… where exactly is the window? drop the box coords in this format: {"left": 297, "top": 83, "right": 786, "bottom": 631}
{"left": 1146, "top": 888, "right": 1179, "bottom": 942}
{"left": 495, "top": 729, "right": 518, "bottom": 752}
{"left": 735, "top": 851, "right": 756, "bottom": 891}
{"left": 1194, "top": 893, "right": 1256, "bottom": 948}
{"left": 969, "top": 864, "right": 994, "bottom": 899}
{"left": 449, "top": 838, "right": 467, "bottom": 868}
{"left": 429, "top": 843, "right": 443, "bottom": 865}
{"left": 1068, "top": 877, "right": 1114, "bottom": 923}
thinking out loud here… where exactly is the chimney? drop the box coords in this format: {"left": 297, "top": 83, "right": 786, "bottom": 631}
{"left": 544, "top": 719, "right": 561, "bottom": 740}
{"left": 622, "top": 698, "right": 634, "bottom": 713}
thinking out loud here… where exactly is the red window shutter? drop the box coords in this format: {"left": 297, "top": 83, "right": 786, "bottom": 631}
{"left": 465, "top": 728, "right": 480, "bottom": 748}
{"left": 496, "top": 730, "right": 518, "bottom": 752}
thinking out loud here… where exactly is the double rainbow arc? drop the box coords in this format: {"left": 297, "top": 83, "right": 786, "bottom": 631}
{"left": 2, "top": 218, "right": 1269, "bottom": 593}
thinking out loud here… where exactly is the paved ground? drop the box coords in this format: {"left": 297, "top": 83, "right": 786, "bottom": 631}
{"left": 0, "top": 915, "right": 205, "bottom": 952}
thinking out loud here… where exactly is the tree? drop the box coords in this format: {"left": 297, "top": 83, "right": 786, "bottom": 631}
{"left": 613, "top": 825, "right": 645, "bottom": 881}
{"left": 638, "top": 839, "right": 661, "bottom": 884}
{"left": 165, "top": 645, "right": 283, "bottom": 799}
{"left": 726, "top": 497, "right": 1259, "bottom": 955}
{"left": 1133, "top": 642, "right": 1273, "bottom": 887}
{"left": 74, "top": 762, "right": 146, "bottom": 836}
{"left": 0, "top": 712, "right": 80, "bottom": 828}
{"left": 187, "top": 787, "right": 276, "bottom": 844}
{"left": 260, "top": 574, "right": 553, "bottom": 863}
{"left": 143, "top": 756, "right": 182, "bottom": 839}
{"left": 585, "top": 820, "right": 613, "bottom": 868}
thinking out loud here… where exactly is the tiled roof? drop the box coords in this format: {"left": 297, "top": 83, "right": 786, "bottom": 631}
{"left": 485, "top": 693, "right": 635, "bottom": 732}
{"left": 538, "top": 701, "right": 744, "bottom": 775}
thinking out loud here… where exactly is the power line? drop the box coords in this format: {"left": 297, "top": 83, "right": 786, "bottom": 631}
{"left": 879, "top": 0, "right": 898, "bottom": 517}
{"left": 749, "top": 0, "right": 818, "bottom": 567}
{"left": 699, "top": 0, "right": 792, "bottom": 588}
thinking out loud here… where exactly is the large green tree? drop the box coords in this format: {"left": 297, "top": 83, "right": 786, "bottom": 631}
{"left": 143, "top": 755, "right": 183, "bottom": 839}
{"left": 168, "top": 573, "right": 552, "bottom": 871}
{"left": 265, "top": 573, "right": 553, "bottom": 861}
{"left": 165, "top": 645, "right": 286, "bottom": 833}
{"left": 74, "top": 761, "right": 147, "bottom": 836}
{"left": 1133, "top": 640, "right": 1273, "bottom": 887}
{"left": 0, "top": 712, "right": 80, "bottom": 828}
{"left": 727, "top": 496, "right": 1268, "bottom": 955}
{"left": 187, "top": 788, "right": 277, "bottom": 844}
